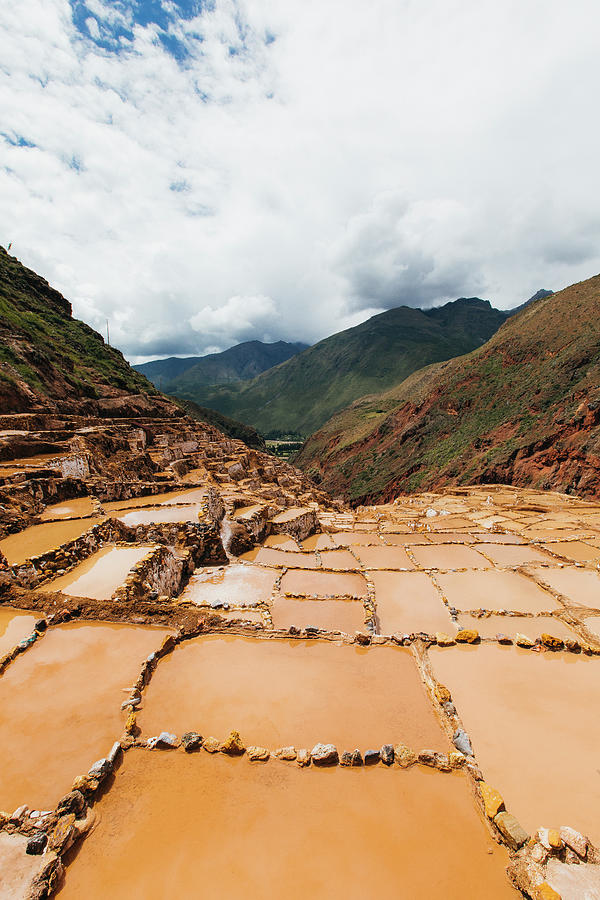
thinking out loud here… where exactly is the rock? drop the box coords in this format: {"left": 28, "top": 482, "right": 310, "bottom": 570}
{"left": 455, "top": 629, "right": 479, "bottom": 643}
{"left": 10, "top": 804, "right": 29, "bottom": 823}
{"left": 181, "top": 732, "right": 202, "bottom": 752}
{"left": 57, "top": 790, "right": 86, "bottom": 817}
{"left": 480, "top": 782, "right": 505, "bottom": 818}
{"left": 434, "top": 683, "right": 451, "bottom": 704}
{"left": 88, "top": 758, "right": 112, "bottom": 781}
{"left": 72, "top": 775, "right": 99, "bottom": 796}
{"left": 417, "top": 750, "right": 436, "bottom": 767}
{"left": 453, "top": 728, "right": 474, "bottom": 756}
{"left": 121, "top": 696, "right": 141, "bottom": 710}
{"left": 380, "top": 744, "right": 394, "bottom": 766}
{"left": 34, "top": 618, "right": 47, "bottom": 632}
{"left": 148, "top": 732, "right": 179, "bottom": 750}
{"left": 496, "top": 633, "right": 512, "bottom": 644}
{"left": 394, "top": 744, "right": 417, "bottom": 768}
{"left": 434, "top": 753, "right": 451, "bottom": 772}
{"left": 48, "top": 813, "right": 76, "bottom": 853}
{"left": 351, "top": 749, "right": 363, "bottom": 767}
{"left": 340, "top": 751, "right": 353, "bottom": 766}
{"left": 516, "top": 633, "right": 535, "bottom": 648}
{"left": 26, "top": 832, "right": 48, "bottom": 855}
{"left": 536, "top": 884, "right": 561, "bottom": 900}
{"left": 108, "top": 741, "right": 122, "bottom": 767}
{"left": 537, "top": 827, "right": 563, "bottom": 851}
{"left": 435, "top": 632, "right": 456, "bottom": 646}
{"left": 465, "top": 762, "right": 484, "bottom": 781}
{"left": 442, "top": 700, "right": 457, "bottom": 716}
{"left": 565, "top": 639, "right": 581, "bottom": 652}
{"left": 354, "top": 632, "right": 371, "bottom": 646}
{"left": 274, "top": 746, "right": 296, "bottom": 761}
{"left": 494, "top": 812, "right": 529, "bottom": 850}
{"left": 296, "top": 749, "right": 311, "bottom": 767}
{"left": 559, "top": 825, "right": 588, "bottom": 858}
{"left": 448, "top": 751, "right": 466, "bottom": 768}
{"left": 220, "top": 730, "right": 245, "bottom": 755}
{"left": 311, "top": 743, "right": 339, "bottom": 766}
{"left": 364, "top": 749, "right": 380, "bottom": 765}
{"left": 158, "top": 634, "right": 177, "bottom": 656}
{"left": 202, "top": 737, "right": 220, "bottom": 753}
{"left": 125, "top": 711, "right": 138, "bottom": 736}
{"left": 541, "top": 633, "right": 564, "bottom": 650}
{"left": 247, "top": 746, "right": 270, "bottom": 762}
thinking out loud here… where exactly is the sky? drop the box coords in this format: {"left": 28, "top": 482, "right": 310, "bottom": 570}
{"left": 1, "top": 0, "right": 600, "bottom": 363}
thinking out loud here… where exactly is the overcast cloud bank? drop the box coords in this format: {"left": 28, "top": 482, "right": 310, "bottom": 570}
{"left": 1, "top": 0, "right": 599, "bottom": 361}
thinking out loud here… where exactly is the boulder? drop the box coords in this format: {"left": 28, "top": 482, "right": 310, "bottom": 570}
{"left": 340, "top": 751, "right": 353, "bottom": 767}
{"left": 220, "top": 730, "right": 245, "bottom": 755}
{"left": 311, "top": 743, "right": 339, "bottom": 766}
{"left": 364, "top": 749, "right": 380, "bottom": 765}
{"left": 57, "top": 790, "right": 86, "bottom": 817}
{"left": 480, "top": 782, "right": 505, "bottom": 819}
{"left": 26, "top": 832, "right": 48, "bottom": 855}
{"left": 148, "top": 732, "right": 179, "bottom": 750}
{"left": 435, "top": 632, "right": 455, "bottom": 646}
{"left": 453, "top": 728, "right": 473, "bottom": 756}
{"left": 394, "top": 744, "right": 417, "bottom": 768}
{"left": 247, "top": 746, "right": 270, "bottom": 762}
{"left": 541, "top": 633, "right": 564, "bottom": 650}
{"left": 202, "top": 737, "right": 220, "bottom": 753}
{"left": 417, "top": 750, "right": 436, "bottom": 767}
{"left": 516, "top": 633, "right": 535, "bottom": 648}
{"left": 182, "top": 732, "right": 203, "bottom": 753}
{"left": 455, "top": 629, "right": 479, "bottom": 644}
{"left": 494, "top": 812, "right": 529, "bottom": 850}
{"left": 380, "top": 744, "right": 394, "bottom": 766}
{"left": 350, "top": 749, "right": 363, "bottom": 767}
{"left": 354, "top": 632, "right": 371, "bottom": 646}
{"left": 88, "top": 758, "right": 112, "bottom": 781}
{"left": 559, "top": 825, "right": 588, "bottom": 859}
{"left": 274, "top": 746, "right": 297, "bottom": 761}
{"left": 434, "top": 683, "right": 451, "bottom": 704}
{"left": 48, "top": 814, "right": 76, "bottom": 853}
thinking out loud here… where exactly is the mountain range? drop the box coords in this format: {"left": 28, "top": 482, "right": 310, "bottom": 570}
{"left": 134, "top": 340, "right": 308, "bottom": 390}
{"left": 296, "top": 277, "right": 600, "bottom": 503}
{"left": 168, "top": 298, "right": 509, "bottom": 438}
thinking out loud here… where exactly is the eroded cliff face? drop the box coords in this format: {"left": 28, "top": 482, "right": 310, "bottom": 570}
{"left": 296, "top": 275, "right": 600, "bottom": 504}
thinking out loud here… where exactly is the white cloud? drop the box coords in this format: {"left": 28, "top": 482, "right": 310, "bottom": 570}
{"left": 1, "top": 0, "right": 599, "bottom": 363}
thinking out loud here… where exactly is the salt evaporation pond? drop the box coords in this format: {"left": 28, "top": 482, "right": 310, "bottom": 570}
{"left": 0, "top": 607, "right": 38, "bottom": 657}
{"left": 47, "top": 545, "right": 154, "bottom": 600}
{"left": 0, "top": 518, "right": 102, "bottom": 565}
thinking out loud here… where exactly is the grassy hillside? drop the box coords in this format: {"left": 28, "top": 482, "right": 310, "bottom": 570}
{"left": 177, "top": 399, "right": 266, "bottom": 450}
{"left": 135, "top": 340, "right": 308, "bottom": 390}
{"left": 173, "top": 298, "right": 508, "bottom": 437}
{"left": 296, "top": 276, "right": 600, "bottom": 503}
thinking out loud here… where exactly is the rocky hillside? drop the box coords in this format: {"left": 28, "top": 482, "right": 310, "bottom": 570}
{"left": 0, "top": 247, "right": 180, "bottom": 417}
{"left": 182, "top": 298, "right": 508, "bottom": 438}
{"left": 135, "top": 340, "right": 308, "bottom": 390}
{"left": 296, "top": 276, "right": 600, "bottom": 503}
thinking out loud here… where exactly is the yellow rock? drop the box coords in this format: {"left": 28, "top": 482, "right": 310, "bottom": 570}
{"left": 516, "top": 633, "right": 535, "bottom": 648}
{"left": 219, "top": 730, "right": 246, "bottom": 755}
{"left": 394, "top": 744, "right": 417, "bottom": 768}
{"left": 49, "top": 813, "right": 76, "bottom": 853}
{"left": 202, "top": 737, "right": 220, "bottom": 753}
{"left": 448, "top": 751, "right": 466, "bottom": 768}
{"left": 125, "top": 711, "right": 138, "bottom": 736}
{"left": 537, "top": 884, "right": 561, "bottom": 900}
{"left": 541, "top": 634, "right": 563, "bottom": 650}
{"left": 479, "top": 782, "right": 505, "bottom": 818}
{"left": 548, "top": 829, "right": 562, "bottom": 849}
{"left": 434, "top": 683, "right": 451, "bottom": 703}
{"left": 247, "top": 746, "right": 270, "bottom": 762}
{"left": 456, "top": 629, "right": 479, "bottom": 644}
{"left": 71, "top": 775, "right": 99, "bottom": 795}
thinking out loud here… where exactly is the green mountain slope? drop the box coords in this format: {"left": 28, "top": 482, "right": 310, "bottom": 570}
{"left": 295, "top": 276, "right": 600, "bottom": 503}
{"left": 172, "top": 298, "right": 508, "bottom": 438}
{"left": 135, "top": 340, "right": 308, "bottom": 390}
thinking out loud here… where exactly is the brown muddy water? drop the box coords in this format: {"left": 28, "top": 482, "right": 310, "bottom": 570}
{"left": 371, "top": 571, "right": 454, "bottom": 636}
{"left": 318, "top": 548, "right": 359, "bottom": 569}
{"left": 353, "top": 545, "right": 415, "bottom": 569}
{"left": 116, "top": 504, "right": 203, "bottom": 526}
{"left": 527, "top": 567, "right": 600, "bottom": 609}
{"left": 179, "top": 564, "right": 276, "bottom": 607}
{"left": 0, "top": 518, "right": 103, "bottom": 565}
{"left": 281, "top": 570, "right": 368, "bottom": 598}
{"left": 431, "top": 644, "right": 600, "bottom": 845}
{"left": 263, "top": 534, "right": 300, "bottom": 551}
{"left": 0, "top": 608, "right": 38, "bottom": 657}
{"left": 240, "top": 548, "right": 319, "bottom": 568}
{"left": 271, "top": 596, "right": 365, "bottom": 634}
{"left": 436, "top": 570, "right": 558, "bottom": 613}
{"left": 40, "top": 497, "right": 96, "bottom": 521}
{"left": 583, "top": 615, "right": 600, "bottom": 638}
{"left": 102, "top": 489, "right": 201, "bottom": 512}
{"left": 472, "top": 544, "right": 554, "bottom": 567}
{"left": 46, "top": 545, "right": 153, "bottom": 600}
{"left": 301, "top": 533, "right": 336, "bottom": 550}
{"left": 541, "top": 540, "right": 600, "bottom": 563}
{"left": 57, "top": 752, "right": 514, "bottom": 900}
{"left": 138, "top": 635, "right": 448, "bottom": 751}
{"left": 330, "top": 531, "right": 383, "bottom": 546}
{"left": 0, "top": 621, "right": 172, "bottom": 811}
{"left": 410, "top": 544, "right": 490, "bottom": 570}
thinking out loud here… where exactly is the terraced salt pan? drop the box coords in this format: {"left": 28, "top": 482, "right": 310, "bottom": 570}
{"left": 102, "top": 489, "right": 201, "bottom": 512}
{"left": 540, "top": 540, "right": 600, "bottom": 563}
{"left": 46, "top": 545, "right": 153, "bottom": 600}
{"left": 116, "top": 504, "right": 202, "bottom": 526}
{"left": 469, "top": 532, "right": 526, "bottom": 544}
{"left": 526, "top": 567, "right": 600, "bottom": 609}
{"left": 473, "top": 544, "right": 554, "bottom": 567}
{"left": 318, "top": 548, "right": 359, "bottom": 569}
{"left": 411, "top": 544, "right": 490, "bottom": 570}
{"left": 271, "top": 596, "right": 365, "bottom": 634}
{"left": 353, "top": 545, "right": 415, "bottom": 569}
{"left": 372, "top": 571, "right": 454, "bottom": 636}
{"left": 436, "top": 570, "right": 558, "bottom": 613}
{"left": 180, "top": 564, "right": 277, "bottom": 607}
{"left": 240, "top": 548, "right": 319, "bottom": 568}
{"left": 431, "top": 644, "right": 600, "bottom": 845}
{"left": 330, "top": 531, "right": 383, "bottom": 546}
{"left": 455, "top": 614, "right": 578, "bottom": 641}
{"left": 0, "top": 608, "right": 38, "bottom": 657}
{"left": 382, "top": 533, "right": 432, "bottom": 546}
{"left": 138, "top": 635, "right": 448, "bottom": 751}
{"left": 302, "top": 533, "right": 336, "bottom": 550}
{"left": 0, "top": 518, "right": 103, "bottom": 565}
{"left": 584, "top": 616, "right": 600, "bottom": 639}
{"left": 0, "top": 621, "right": 172, "bottom": 811}
{"left": 281, "top": 569, "right": 368, "bottom": 598}
{"left": 263, "top": 534, "right": 300, "bottom": 551}
{"left": 0, "top": 832, "right": 50, "bottom": 900}
{"left": 57, "top": 753, "right": 514, "bottom": 900}
{"left": 40, "top": 497, "right": 96, "bottom": 520}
